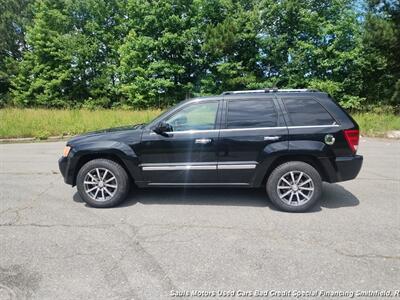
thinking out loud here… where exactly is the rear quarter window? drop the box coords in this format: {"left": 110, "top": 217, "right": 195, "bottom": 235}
{"left": 283, "top": 98, "right": 336, "bottom": 126}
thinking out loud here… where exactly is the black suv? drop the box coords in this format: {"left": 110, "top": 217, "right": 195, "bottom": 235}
{"left": 59, "top": 89, "right": 363, "bottom": 212}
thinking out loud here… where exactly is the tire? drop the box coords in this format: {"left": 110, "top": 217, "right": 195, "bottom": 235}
{"left": 266, "top": 161, "right": 322, "bottom": 212}
{"left": 76, "top": 158, "right": 130, "bottom": 208}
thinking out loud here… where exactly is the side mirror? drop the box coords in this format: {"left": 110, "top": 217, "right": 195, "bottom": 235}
{"left": 153, "top": 121, "right": 173, "bottom": 136}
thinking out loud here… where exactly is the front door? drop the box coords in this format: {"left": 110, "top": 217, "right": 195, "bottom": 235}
{"left": 138, "top": 100, "right": 221, "bottom": 185}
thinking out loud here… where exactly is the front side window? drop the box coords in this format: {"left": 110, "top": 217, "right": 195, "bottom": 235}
{"left": 164, "top": 101, "right": 218, "bottom": 132}
{"left": 283, "top": 98, "right": 336, "bottom": 126}
{"left": 226, "top": 99, "right": 278, "bottom": 128}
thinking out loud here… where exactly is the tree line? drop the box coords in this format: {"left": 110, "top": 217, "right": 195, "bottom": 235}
{"left": 0, "top": 0, "right": 399, "bottom": 110}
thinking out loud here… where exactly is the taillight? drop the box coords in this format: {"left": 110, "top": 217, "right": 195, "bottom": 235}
{"left": 343, "top": 129, "right": 359, "bottom": 154}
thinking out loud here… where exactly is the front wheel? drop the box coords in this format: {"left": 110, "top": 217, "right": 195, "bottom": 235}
{"left": 266, "top": 161, "right": 322, "bottom": 212}
{"left": 76, "top": 158, "right": 130, "bottom": 208}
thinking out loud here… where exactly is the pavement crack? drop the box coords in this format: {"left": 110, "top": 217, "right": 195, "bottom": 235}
{"left": 0, "top": 177, "right": 59, "bottom": 226}
{"left": 0, "top": 206, "right": 32, "bottom": 217}
{"left": 42, "top": 205, "right": 179, "bottom": 298}
{"left": 0, "top": 222, "right": 114, "bottom": 228}
{"left": 363, "top": 170, "right": 396, "bottom": 180}
{"left": 110, "top": 223, "right": 178, "bottom": 294}
{"left": 0, "top": 206, "right": 33, "bottom": 225}
{"left": 136, "top": 223, "right": 243, "bottom": 231}
{"left": 42, "top": 251, "right": 104, "bottom": 260}
{"left": 275, "top": 234, "right": 400, "bottom": 262}
{"left": 141, "top": 236, "right": 201, "bottom": 244}
{"left": 334, "top": 249, "right": 400, "bottom": 260}
{"left": 0, "top": 171, "right": 59, "bottom": 175}
{"left": 357, "top": 177, "right": 399, "bottom": 182}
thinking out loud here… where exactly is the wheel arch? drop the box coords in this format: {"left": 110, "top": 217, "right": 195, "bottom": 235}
{"left": 259, "top": 154, "right": 330, "bottom": 186}
{"left": 72, "top": 152, "right": 137, "bottom": 186}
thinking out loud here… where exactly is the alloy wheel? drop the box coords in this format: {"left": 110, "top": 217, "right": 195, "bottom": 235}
{"left": 83, "top": 168, "right": 118, "bottom": 202}
{"left": 277, "top": 171, "right": 314, "bottom": 206}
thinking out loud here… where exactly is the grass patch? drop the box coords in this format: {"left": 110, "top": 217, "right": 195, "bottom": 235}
{"left": 0, "top": 108, "right": 162, "bottom": 139}
{"left": 353, "top": 112, "right": 400, "bottom": 137}
{"left": 0, "top": 108, "right": 399, "bottom": 139}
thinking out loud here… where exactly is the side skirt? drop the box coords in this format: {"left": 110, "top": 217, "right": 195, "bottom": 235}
{"left": 135, "top": 182, "right": 251, "bottom": 188}
{"left": 148, "top": 182, "right": 250, "bottom": 187}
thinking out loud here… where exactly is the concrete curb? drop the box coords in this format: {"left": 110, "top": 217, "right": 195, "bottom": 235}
{"left": 386, "top": 130, "right": 400, "bottom": 139}
{"left": 0, "top": 135, "right": 74, "bottom": 144}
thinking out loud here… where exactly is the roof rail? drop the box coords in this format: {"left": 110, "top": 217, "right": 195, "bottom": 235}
{"left": 222, "top": 88, "right": 317, "bottom": 95}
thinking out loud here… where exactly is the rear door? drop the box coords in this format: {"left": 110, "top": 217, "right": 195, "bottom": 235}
{"left": 217, "top": 95, "right": 288, "bottom": 185}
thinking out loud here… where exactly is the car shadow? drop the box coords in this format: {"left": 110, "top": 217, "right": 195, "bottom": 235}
{"left": 73, "top": 182, "right": 359, "bottom": 212}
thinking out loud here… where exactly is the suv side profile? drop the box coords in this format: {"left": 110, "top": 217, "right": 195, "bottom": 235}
{"left": 59, "top": 89, "right": 363, "bottom": 212}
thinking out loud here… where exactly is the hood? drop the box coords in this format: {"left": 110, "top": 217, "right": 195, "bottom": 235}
{"left": 67, "top": 124, "right": 145, "bottom": 146}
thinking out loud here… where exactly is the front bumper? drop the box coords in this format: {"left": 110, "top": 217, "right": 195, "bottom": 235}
{"left": 59, "top": 156, "right": 75, "bottom": 185}
{"left": 334, "top": 155, "right": 363, "bottom": 182}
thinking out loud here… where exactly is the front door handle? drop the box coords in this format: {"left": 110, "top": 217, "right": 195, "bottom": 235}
{"left": 264, "top": 136, "right": 280, "bottom": 141}
{"left": 195, "top": 138, "right": 212, "bottom": 144}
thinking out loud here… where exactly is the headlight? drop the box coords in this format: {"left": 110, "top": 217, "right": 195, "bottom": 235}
{"left": 63, "top": 146, "right": 71, "bottom": 157}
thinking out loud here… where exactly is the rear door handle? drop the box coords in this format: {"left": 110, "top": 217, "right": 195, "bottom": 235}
{"left": 264, "top": 136, "right": 280, "bottom": 141}
{"left": 195, "top": 138, "right": 212, "bottom": 144}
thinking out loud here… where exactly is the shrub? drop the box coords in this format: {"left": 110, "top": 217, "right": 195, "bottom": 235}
{"left": 339, "top": 95, "right": 366, "bottom": 111}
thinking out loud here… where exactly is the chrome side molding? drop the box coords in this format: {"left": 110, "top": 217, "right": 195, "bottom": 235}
{"left": 140, "top": 162, "right": 258, "bottom": 171}
{"left": 142, "top": 165, "right": 216, "bottom": 171}
{"left": 218, "top": 164, "right": 256, "bottom": 170}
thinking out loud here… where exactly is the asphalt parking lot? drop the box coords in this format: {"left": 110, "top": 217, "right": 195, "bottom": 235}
{"left": 0, "top": 138, "right": 399, "bottom": 300}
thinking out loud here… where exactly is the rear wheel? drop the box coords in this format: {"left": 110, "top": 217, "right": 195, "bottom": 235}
{"left": 76, "top": 159, "right": 130, "bottom": 208}
{"left": 266, "top": 161, "right": 322, "bottom": 212}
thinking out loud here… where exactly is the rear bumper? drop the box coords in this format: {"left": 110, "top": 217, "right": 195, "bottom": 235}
{"left": 330, "top": 155, "right": 363, "bottom": 182}
{"left": 59, "top": 156, "right": 75, "bottom": 185}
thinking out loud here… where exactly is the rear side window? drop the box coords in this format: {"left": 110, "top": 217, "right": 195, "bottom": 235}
{"left": 227, "top": 99, "right": 277, "bottom": 128}
{"left": 283, "top": 98, "right": 336, "bottom": 126}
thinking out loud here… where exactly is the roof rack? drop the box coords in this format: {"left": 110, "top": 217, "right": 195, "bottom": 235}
{"left": 222, "top": 88, "right": 317, "bottom": 95}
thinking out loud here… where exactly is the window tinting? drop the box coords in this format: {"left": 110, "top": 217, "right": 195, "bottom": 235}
{"left": 165, "top": 101, "right": 218, "bottom": 131}
{"left": 227, "top": 99, "right": 277, "bottom": 128}
{"left": 283, "top": 98, "right": 335, "bottom": 126}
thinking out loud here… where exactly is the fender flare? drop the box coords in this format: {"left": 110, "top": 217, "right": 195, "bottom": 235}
{"left": 70, "top": 141, "right": 141, "bottom": 183}
{"left": 252, "top": 140, "right": 335, "bottom": 186}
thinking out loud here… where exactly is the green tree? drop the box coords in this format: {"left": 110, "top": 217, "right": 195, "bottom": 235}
{"left": 11, "top": 0, "right": 74, "bottom": 107}
{"left": 118, "top": 0, "right": 206, "bottom": 107}
{"left": 7, "top": 0, "right": 400, "bottom": 109}
{"left": 12, "top": 0, "right": 125, "bottom": 107}
{"left": 200, "top": 0, "right": 262, "bottom": 94}
{"left": 359, "top": 0, "right": 400, "bottom": 105}
{"left": 0, "top": 0, "right": 33, "bottom": 105}
{"left": 259, "top": 0, "right": 363, "bottom": 102}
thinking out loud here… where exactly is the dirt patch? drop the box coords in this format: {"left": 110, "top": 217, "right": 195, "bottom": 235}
{"left": 0, "top": 265, "right": 41, "bottom": 299}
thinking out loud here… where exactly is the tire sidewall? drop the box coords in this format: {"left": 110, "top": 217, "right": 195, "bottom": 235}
{"left": 76, "top": 159, "right": 129, "bottom": 208}
{"left": 266, "top": 161, "right": 322, "bottom": 212}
